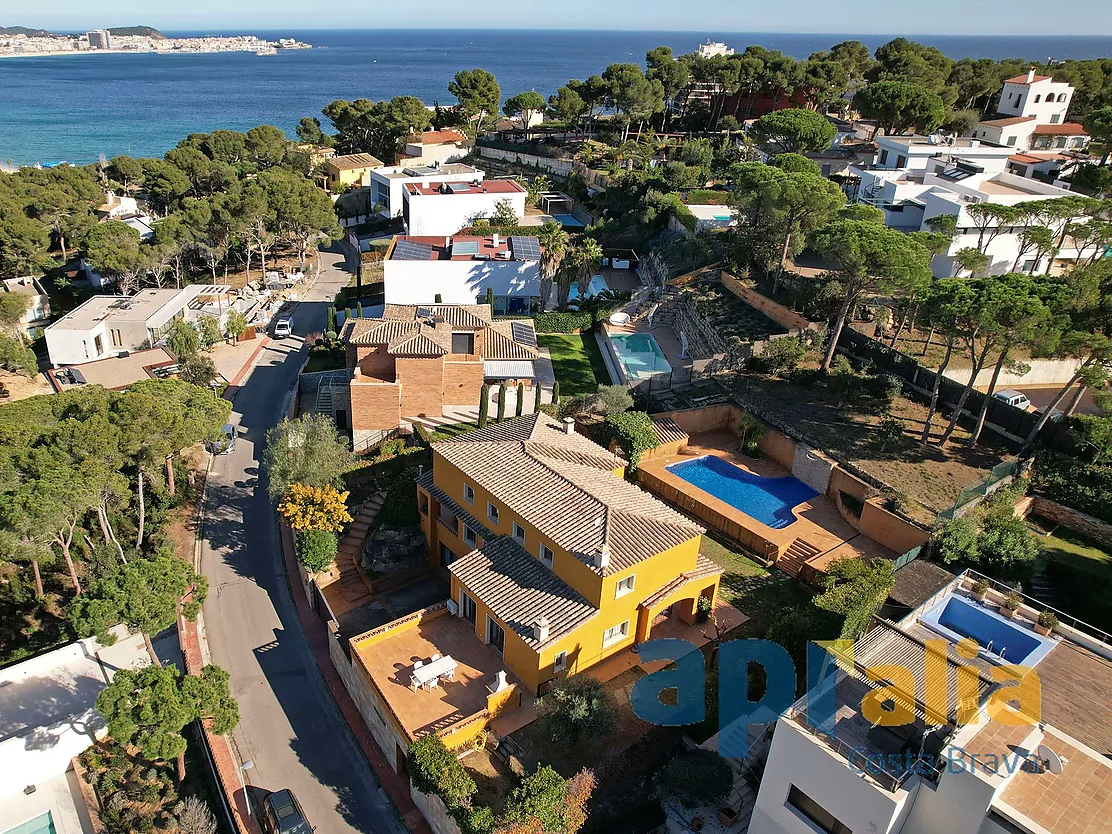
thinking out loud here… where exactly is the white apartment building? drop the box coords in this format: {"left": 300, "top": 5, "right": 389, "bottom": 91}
{"left": 383, "top": 234, "right": 541, "bottom": 314}
{"left": 368, "top": 162, "right": 487, "bottom": 219}
{"left": 973, "top": 69, "right": 1089, "bottom": 152}
{"left": 850, "top": 139, "right": 1086, "bottom": 276}
{"left": 698, "top": 40, "right": 734, "bottom": 58}
{"left": 401, "top": 178, "right": 527, "bottom": 237}
{"left": 747, "top": 570, "right": 1112, "bottom": 834}
{"left": 44, "top": 284, "right": 233, "bottom": 366}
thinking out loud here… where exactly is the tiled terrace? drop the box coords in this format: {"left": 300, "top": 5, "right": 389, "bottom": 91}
{"left": 639, "top": 430, "right": 896, "bottom": 574}
{"left": 352, "top": 611, "right": 513, "bottom": 738}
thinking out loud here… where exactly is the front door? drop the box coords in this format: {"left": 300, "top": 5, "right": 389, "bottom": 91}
{"left": 487, "top": 616, "right": 505, "bottom": 656}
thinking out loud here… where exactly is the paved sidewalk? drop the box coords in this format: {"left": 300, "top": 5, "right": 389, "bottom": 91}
{"left": 278, "top": 523, "right": 432, "bottom": 834}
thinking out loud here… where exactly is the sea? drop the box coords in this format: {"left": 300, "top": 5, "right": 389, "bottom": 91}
{"left": 3, "top": 29, "right": 1112, "bottom": 166}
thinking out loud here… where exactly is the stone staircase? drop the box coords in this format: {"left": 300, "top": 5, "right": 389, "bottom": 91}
{"left": 776, "top": 538, "right": 822, "bottom": 577}
{"left": 337, "top": 494, "right": 383, "bottom": 605}
{"left": 725, "top": 770, "right": 758, "bottom": 832}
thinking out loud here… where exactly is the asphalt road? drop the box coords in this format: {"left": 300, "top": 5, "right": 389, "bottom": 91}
{"left": 198, "top": 244, "right": 404, "bottom": 834}
{"left": 1009, "top": 384, "right": 1103, "bottom": 417}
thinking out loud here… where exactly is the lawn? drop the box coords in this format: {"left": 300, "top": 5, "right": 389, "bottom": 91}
{"left": 1040, "top": 527, "right": 1112, "bottom": 632}
{"left": 430, "top": 420, "right": 479, "bottom": 441}
{"left": 537, "top": 331, "right": 611, "bottom": 397}
{"left": 700, "top": 536, "right": 813, "bottom": 636}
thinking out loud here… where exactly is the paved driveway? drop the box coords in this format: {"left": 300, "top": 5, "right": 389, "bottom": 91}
{"left": 199, "top": 242, "right": 406, "bottom": 834}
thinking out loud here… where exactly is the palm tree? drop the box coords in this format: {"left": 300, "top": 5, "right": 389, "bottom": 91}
{"left": 537, "top": 222, "right": 569, "bottom": 310}
{"left": 575, "top": 238, "right": 604, "bottom": 301}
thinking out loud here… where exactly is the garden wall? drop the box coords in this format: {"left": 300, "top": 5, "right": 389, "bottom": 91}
{"left": 411, "top": 786, "right": 463, "bottom": 834}
{"left": 859, "top": 500, "right": 930, "bottom": 553}
{"left": 943, "top": 357, "right": 1082, "bottom": 388}
{"left": 720, "top": 272, "right": 819, "bottom": 334}
{"left": 1018, "top": 495, "right": 1112, "bottom": 546}
{"left": 475, "top": 145, "right": 574, "bottom": 177}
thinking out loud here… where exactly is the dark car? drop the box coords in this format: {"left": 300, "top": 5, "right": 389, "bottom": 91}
{"left": 261, "top": 789, "right": 312, "bottom": 834}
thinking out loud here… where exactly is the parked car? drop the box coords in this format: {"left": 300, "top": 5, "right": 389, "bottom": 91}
{"left": 992, "top": 389, "right": 1032, "bottom": 411}
{"left": 274, "top": 317, "right": 293, "bottom": 338}
{"left": 261, "top": 789, "right": 312, "bottom": 834}
{"left": 208, "top": 423, "right": 236, "bottom": 455}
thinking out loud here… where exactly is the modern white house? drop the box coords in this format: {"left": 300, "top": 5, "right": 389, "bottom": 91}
{"left": 746, "top": 570, "right": 1112, "bottom": 834}
{"left": 697, "top": 40, "right": 734, "bottom": 57}
{"left": 44, "top": 284, "right": 234, "bottom": 366}
{"left": 402, "top": 178, "right": 527, "bottom": 236}
{"left": 368, "top": 162, "right": 487, "bottom": 219}
{"left": 96, "top": 192, "right": 156, "bottom": 241}
{"left": 2, "top": 276, "right": 52, "bottom": 339}
{"left": 382, "top": 233, "right": 542, "bottom": 314}
{"left": 973, "top": 69, "right": 1089, "bottom": 152}
{"left": 400, "top": 128, "right": 472, "bottom": 166}
{"left": 850, "top": 140, "right": 1088, "bottom": 276}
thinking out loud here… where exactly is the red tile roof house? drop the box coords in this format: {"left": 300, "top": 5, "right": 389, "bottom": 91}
{"left": 399, "top": 128, "right": 472, "bottom": 165}
{"left": 338, "top": 304, "right": 539, "bottom": 450}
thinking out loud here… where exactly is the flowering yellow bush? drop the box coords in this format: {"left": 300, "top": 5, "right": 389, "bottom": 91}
{"left": 278, "top": 483, "right": 353, "bottom": 533}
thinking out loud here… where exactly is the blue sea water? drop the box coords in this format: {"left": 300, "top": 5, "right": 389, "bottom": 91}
{"left": 665, "top": 455, "right": 818, "bottom": 529}
{"left": 3, "top": 29, "right": 1112, "bottom": 165}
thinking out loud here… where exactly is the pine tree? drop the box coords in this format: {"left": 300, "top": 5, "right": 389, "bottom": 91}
{"left": 478, "top": 384, "right": 490, "bottom": 427}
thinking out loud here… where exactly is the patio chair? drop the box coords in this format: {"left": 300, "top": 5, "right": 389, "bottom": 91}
{"left": 430, "top": 653, "right": 441, "bottom": 662}
{"left": 414, "top": 659, "right": 424, "bottom": 668}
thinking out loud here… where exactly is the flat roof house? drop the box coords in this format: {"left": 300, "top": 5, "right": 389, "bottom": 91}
{"left": 383, "top": 233, "right": 542, "bottom": 314}
{"left": 400, "top": 128, "right": 471, "bottom": 166}
{"left": 2, "top": 276, "right": 51, "bottom": 339}
{"left": 324, "top": 152, "right": 385, "bottom": 192}
{"left": 338, "top": 303, "right": 539, "bottom": 450}
{"left": 368, "top": 162, "right": 486, "bottom": 220}
{"left": 748, "top": 570, "right": 1112, "bottom": 834}
{"left": 402, "top": 178, "right": 527, "bottom": 237}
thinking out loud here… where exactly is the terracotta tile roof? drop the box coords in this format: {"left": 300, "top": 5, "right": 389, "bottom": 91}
{"left": 485, "top": 321, "right": 539, "bottom": 360}
{"left": 639, "top": 553, "right": 723, "bottom": 610}
{"left": 340, "top": 318, "right": 450, "bottom": 355}
{"left": 652, "top": 417, "right": 689, "bottom": 446}
{"left": 388, "top": 330, "right": 450, "bottom": 357}
{"left": 1005, "top": 73, "right": 1052, "bottom": 84}
{"left": 433, "top": 414, "right": 703, "bottom": 575}
{"left": 343, "top": 305, "right": 535, "bottom": 359}
{"left": 327, "top": 153, "right": 385, "bottom": 171}
{"left": 979, "top": 115, "right": 1036, "bottom": 127}
{"left": 1034, "top": 122, "right": 1088, "bottom": 135}
{"left": 382, "top": 303, "right": 493, "bottom": 328}
{"left": 409, "top": 128, "right": 468, "bottom": 145}
{"left": 449, "top": 536, "right": 598, "bottom": 649}
{"left": 1008, "top": 153, "right": 1046, "bottom": 165}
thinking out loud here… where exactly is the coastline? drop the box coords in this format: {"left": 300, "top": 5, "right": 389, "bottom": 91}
{"left": 0, "top": 47, "right": 310, "bottom": 59}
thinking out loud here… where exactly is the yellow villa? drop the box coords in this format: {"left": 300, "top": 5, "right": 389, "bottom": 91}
{"left": 417, "top": 412, "right": 723, "bottom": 695}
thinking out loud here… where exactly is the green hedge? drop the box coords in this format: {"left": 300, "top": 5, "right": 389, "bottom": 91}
{"left": 378, "top": 467, "right": 421, "bottom": 528}
{"left": 406, "top": 735, "right": 494, "bottom": 834}
{"left": 597, "top": 411, "right": 659, "bottom": 470}
{"left": 533, "top": 312, "right": 594, "bottom": 333}
{"left": 682, "top": 189, "right": 732, "bottom": 206}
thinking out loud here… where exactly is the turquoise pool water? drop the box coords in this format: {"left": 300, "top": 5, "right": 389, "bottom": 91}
{"left": 568, "top": 275, "right": 609, "bottom": 302}
{"left": 666, "top": 455, "right": 817, "bottom": 528}
{"left": 920, "top": 594, "right": 1056, "bottom": 666}
{"left": 4, "top": 813, "right": 56, "bottom": 834}
{"left": 609, "top": 331, "right": 672, "bottom": 379}
{"left": 553, "top": 213, "right": 585, "bottom": 228}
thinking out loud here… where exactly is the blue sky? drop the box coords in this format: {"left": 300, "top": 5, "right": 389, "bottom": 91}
{"left": 11, "top": 0, "right": 1112, "bottom": 35}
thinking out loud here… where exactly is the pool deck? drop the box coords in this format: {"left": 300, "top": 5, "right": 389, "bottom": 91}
{"left": 604, "top": 320, "right": 694, "bottom": 381}
{"left": 639, "top": 430, "right": 896, "bottom": 577}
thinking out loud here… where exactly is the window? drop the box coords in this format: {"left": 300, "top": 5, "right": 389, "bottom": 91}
{"left": 451, "top": 332, "right": 475, "bottom": 354}
{"left": 603, "top": 620, "right": 630, "bottom": 647}
{"left": 93, "top": 334, "right": 104, "bottom": 355}
{"left": 1034, "top": 94, "right": 1041, "bottom": 102}
{"left": 487, "top": 616, "right": 505, "bottom": 655}
{"left": 487, "top": 501, "right": 499, "bottom": 524}
{"left": 554, "top": 651, "right": 567, "bottom": 672}
{"left": 877, "top": 149, "right": 889, "bottom": 166}
{"left": 463, "top": 483, "right": 475, "bottom": 505}
{"left": 539, "top": 543, "right": 554, "bottom": 567}
{"left": 1050, "top": 113, "right": 1061, "bottom": 124}
{"left": 463, "top": 525, "right": 477, "bottom": 545}
{"left": 513, "top": 522, "right": 526, "bottom": 545}
{"left": 1007, "top": 136, "right": 1017, "bottom": 146}
{"left": 615, "top": 575, "right": 636, "bottom": 598}
{"left": 1058, "top": 92, "right": 1068, "bottom": 102}
{"left": 785, "top": 786, "right": 852, "bottom": 834}
{"left": 461, "top": 592, "right": 477, "bottom": 624}
{"left": 896, "top": 155, "right": 907, "bottom": 168}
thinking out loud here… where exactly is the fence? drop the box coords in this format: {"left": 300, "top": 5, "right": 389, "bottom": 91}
{"left": 892, "top": 544, "right": 923, "bottom": 570}
{"left": 934, "top": 460, "right": 1022, "bottom": 525}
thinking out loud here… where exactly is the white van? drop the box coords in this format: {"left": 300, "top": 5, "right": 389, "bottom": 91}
{"left": 992, "top": 389, "right": 1032, "bottom": 410}
{"left": 274, "top": 317, "right": 293, "bottom": 338}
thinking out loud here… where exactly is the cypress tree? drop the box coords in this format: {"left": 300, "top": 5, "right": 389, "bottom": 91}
{"left": 534, "top": 383, "right": 542, "bottom": 413}
{"left": 485, "top": 286, "right": 495, "bottom": 308}
{"left": 326, "top": 306, "right": 336, "bottom": 333}
{"left": 552, "top": 381, "right": 560, "bottom": 405}
{"left": 478, "top": 384, "right": 490, "bottom": 427}
{"left": 496, "top": 384, "right": 507, "bottom": 421}
{"left": 356, "top": 301, "right": 363, "bottom": 318}
{"left": 516, "top": 382, "right": 525, "bottom": 417}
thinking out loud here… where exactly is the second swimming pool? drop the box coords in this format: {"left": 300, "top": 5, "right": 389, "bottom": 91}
{"left": 666, "top": 455, "right": 818, "bottom": 529}
{"left": 609, "top": 331, "right": 672, "bottom": 379}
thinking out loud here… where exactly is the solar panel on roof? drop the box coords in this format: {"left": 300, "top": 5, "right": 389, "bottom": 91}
{"left": 452, "top": 240, "right": 480, "bottom": 255}
{"left": 510, "top": 321, "right": 538, "bottom": 347}
{"left": 393, "top": 240, "right": 434, "bottom": 261}
{"left": 509, "top": 236, "right": 541, "bottom": 261}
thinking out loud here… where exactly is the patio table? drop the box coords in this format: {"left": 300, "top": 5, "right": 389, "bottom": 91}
{"left": 411, "top": 654, "right": 458, "bottom": 691}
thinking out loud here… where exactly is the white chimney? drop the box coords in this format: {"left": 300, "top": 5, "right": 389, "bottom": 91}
{"left": 491, "top": 670, "right": 510, "bottom": 692}
{"left": 492, "top": 232, "right": 500, "bottom": 247}
{"left": 593, "top": 543, "right": 611, "bottom": 570}
{"left": 445, "top": 236, "right": 451, "bottom": 249}
{"left": 563, "top": 417, "right": 575, "bottom": 435}
{"left": 532, "top": 616, "right": 550, "bottom": 643}
{"left": 1027, "top": 67, "right": 1036, "bottom": 84}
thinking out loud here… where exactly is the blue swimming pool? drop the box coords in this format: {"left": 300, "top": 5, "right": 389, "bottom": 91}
{"left": 919, "top": 594, "right": 1056, "bottom": 666}
{"left": 4, "top": 813, "right": 56, "bottom": 834}
{"left": 609, "top": 331, "right": 672, "bottom": 379}
{"left": 553, "top": 213, "right": 585, "bottom": 228}
{"left": 666, "top": 455, "right": 818, "bottom": 529}
{"left": 568, "top": 274, "right": 609, "bottom": 302}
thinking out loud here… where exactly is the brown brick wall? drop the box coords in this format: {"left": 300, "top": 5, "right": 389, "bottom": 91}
{"left": 443, "top": 361, "right": 484, "bottom": 405}
{"left": 351, "top": 381, "right": 401, "bottom": 431}
{"left": 353, "top": 345, "right": 397, "bottom": 381}
{"left": 397, "top": 357, "right": 445, "bottom": 417}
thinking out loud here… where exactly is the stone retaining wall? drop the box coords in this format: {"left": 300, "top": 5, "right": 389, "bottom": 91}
{"left": 1021, "top": 495, "right": 1112, "bottom": 544}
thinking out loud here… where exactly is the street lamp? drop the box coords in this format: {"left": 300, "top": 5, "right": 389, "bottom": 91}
{"left": 239, "top": 759, "right": 256, "bottom": 817}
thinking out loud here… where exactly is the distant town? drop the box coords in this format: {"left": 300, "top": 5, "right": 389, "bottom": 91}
{"left": 0, "top": 25, "right": 311, "bottom": 57}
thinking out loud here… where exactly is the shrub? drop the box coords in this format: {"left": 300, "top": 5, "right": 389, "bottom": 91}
{"left": 1039, "top": 610, "right": 1059, "bottom": 629}
{"left": 496, "top": 384, "right": 507, "bottom": 421}
{"left": 977, "top": 515, "right": 1042, "bottom": 577}
{"left": 813, "top": 557, "right": 894, "bottom": 639}
{"left": 934, "top": 517, "right": 980, "bottom": 564}
{"left": 599, "top": 410, "right": 658, "bottom": 470}
{"left": 295, "top": 529, "right": 338, "bottom": 572}
{"left": 594, "top": 384, "right": 633, "bottom": 415}
{"left": 971, "top": 578, "right": 989, "bottom": 596}
{"left": 539, "top": 675, "right": 616, "bottom": 742}
{"left": 533, "top": 311, "right": 592, "bottom": 333}
{"left": 379, "top": 467, "right": 420, "bottom": 528}
{"left": 756, "top": 337, "right": 808, "bottom": 376}
{"left": 1002, "top": 591, "right": 1023, "bottom": 611}
{"left": 1032, "top": 451, "right": 1112, "bottom": 526}
{"left": 406, "top": 734, "right": 476, "bottom": 810}
{"left": 660, "top": 748, "right": 733, "bottom": 808}
{"left": 516, "top": 382, "right": 525, "bottom": 417}
{"left": 503, "top": 766, "right": 567, "bottom": 832}
{"left": 875, "top": 415, "right": 905, "bottom": 452}
{"left": 278, "top": 483, "right": 353, "bottom": 533}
